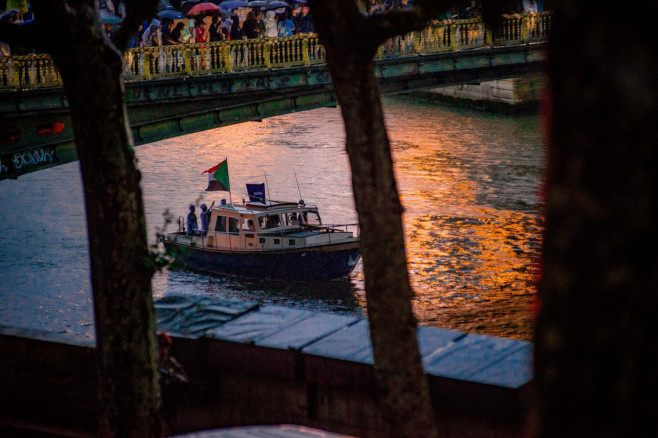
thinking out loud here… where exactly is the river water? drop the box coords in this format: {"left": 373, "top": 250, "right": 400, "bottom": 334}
{"left": 0, "top": 96, "right": 545, "bottom": 341}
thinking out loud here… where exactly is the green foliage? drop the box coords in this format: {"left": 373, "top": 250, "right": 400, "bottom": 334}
{"left": 148, "top": 208, "right": 176, "bottom": 273}
{"left": 146, "top": 248, "right": 171, "bottom": 273}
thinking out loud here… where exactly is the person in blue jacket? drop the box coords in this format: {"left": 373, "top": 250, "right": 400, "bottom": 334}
{"left": 186, "top": 205, "right": 198, "bottom": 235}
{"left": 200, "top": 201, "right": 214, "bottom": 234}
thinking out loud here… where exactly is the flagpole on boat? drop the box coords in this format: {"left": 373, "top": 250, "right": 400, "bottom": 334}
{"left": 227, "top": 157, "right": 232, "bottom": 204}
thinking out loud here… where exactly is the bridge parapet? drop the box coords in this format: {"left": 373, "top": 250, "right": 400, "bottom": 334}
{"left": 0, "top": 13, "right": 550, "bottom": 90}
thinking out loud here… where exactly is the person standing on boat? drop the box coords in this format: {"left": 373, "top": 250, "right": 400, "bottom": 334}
{"left": 200, "top": 201, "right": 214, "bottom": 234}
{"left": 187, "top": 205, "right": 199, "bottom": 236}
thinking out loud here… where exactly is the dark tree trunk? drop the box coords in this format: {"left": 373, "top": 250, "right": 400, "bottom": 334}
{"left": 0, "top": 1, "right": 162, "bottom": 436}
{"left": 535, "top": 2, "right": 658, "bottom": 436}
{"left": 60, "top": 47, "right": 161, "bottom": 438}
{"left": 308, "top": 1, "right": 440, "bottom": 436}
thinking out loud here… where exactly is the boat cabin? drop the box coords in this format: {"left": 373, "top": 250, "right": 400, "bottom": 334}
{"left": 174, "top": 200, "right": 358, "bottom": 252}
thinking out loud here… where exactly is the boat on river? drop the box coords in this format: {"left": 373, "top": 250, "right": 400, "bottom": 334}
{"left": 161, "top": 196, "right": 361, "bottom": 281}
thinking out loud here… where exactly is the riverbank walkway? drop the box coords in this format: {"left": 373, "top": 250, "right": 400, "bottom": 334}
{"left": 0, "top": 294, "right": 532, "bottom": 437}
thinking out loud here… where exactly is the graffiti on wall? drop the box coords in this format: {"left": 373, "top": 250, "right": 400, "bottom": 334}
{"left": 0, "top": 146, "right": 58, "bottom": 177}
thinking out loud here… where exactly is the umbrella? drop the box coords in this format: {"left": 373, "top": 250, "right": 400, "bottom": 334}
{"left": 218, "top": 0, "right": 248, "bottom": 11}
{"left": 180, "top": 0, "right": 201, "bottom": 15}
{"left": 187, "top": 2, "right": 221, "bottom": 16}
{"left": 0, "top": 9, "right": 18, "bottom": 22}
{"left": 101, "top": 15, "right": 123, "bottom": 24}
{"left": 247, "top": 1, "right": 268, "bottom": 7}
{"left": 263, "top": 1, "right": 289, "bottom": 9}
{"left": 157, "top": 9, "right": 186, "bottom": 19}
{"left": 158, "top": 0, "right": 176, "bottom": 10}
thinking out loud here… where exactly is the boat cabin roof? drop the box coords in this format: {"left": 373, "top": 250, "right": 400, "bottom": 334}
{"left": 212, "top": 200, "right": 315, "bottom": 216}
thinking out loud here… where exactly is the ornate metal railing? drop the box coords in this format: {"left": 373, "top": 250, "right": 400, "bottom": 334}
{"left": 121, "top": 33, "right": 327, "bottom": 80}
{"left": 0, "top": 13, "right": 550, "bottom": 90}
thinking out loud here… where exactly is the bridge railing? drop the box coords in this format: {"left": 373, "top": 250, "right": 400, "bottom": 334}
{"left": 494, "top": 12, "right": 552, "bottom": 42}
{"left": 122, "top": 34, "right": 327, "bottom": 80}
{"left": 0, "top": 13, "right": 550, "bottom": 90}
{"left": 379, "top": 12, "right": 551, "bottom": 57}
{"left": 0, "top": 53, "right": 62, "bottom": 89}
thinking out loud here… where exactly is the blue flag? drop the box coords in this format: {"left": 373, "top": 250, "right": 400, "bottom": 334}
{"left": 246, "top": 183, "right": 266, "bottom": 202}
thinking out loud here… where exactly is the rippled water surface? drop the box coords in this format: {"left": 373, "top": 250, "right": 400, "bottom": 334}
{"left": 0, "top": 96, "right": 545, "bottom": 340}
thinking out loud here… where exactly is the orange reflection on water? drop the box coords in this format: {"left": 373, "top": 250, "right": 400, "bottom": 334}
{"left": 387, "top": 107, "right": 544, "bottom": 340}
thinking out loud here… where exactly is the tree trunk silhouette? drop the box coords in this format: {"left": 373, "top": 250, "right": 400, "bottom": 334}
{"left": 535, "top": 2, "right": 658, "bottom": 436}
{"left": 307, "top": 1, "right": 454, "bottom": 436}
{"left": 1, "top": 1, "right": 162, "bottom": 436}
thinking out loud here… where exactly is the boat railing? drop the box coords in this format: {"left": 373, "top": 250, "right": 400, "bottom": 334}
{"left": 304, "top": 223, "right": 360, "bottom": 238}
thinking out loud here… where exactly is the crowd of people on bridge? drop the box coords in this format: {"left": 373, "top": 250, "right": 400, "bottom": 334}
{"left": 102, "top": 0, "right": 319, "bottom": 50}
{"left": 430, "top": 0, "right": 546, "bottom": 22}
{"left": 0, "top": 0, "right": 547, "bottom": 57}
{"left": 97, "top": 0, "right": 422, "bottom": 49}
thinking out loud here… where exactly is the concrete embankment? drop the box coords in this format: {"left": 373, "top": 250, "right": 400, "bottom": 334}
{"left": 411, "top": 76, "right": 545, "bottom": 114}
{"left": 0, "top": 295, "right": 533, "bottom": 437}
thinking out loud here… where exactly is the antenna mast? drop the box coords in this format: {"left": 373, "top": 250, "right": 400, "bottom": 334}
{"left": 294, "top": 169, "right": 303, "bottom": 202}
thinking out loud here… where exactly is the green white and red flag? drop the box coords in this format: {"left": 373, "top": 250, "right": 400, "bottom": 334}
{"left": 201, "top": 159, "right": 230, "bottom": 192}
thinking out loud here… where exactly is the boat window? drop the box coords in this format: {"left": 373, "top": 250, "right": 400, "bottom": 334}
{"left": 284, "top": 212, "right": 300, "bottom": 226}
{"left": 302, "top": 210, "right": 321, "bottom": 225}
{"left": 242, "top": 217, "right": 257, "bottom": 232}
{"left": 214, "top": 215, "right": 227, "bottom": 232}
{"left": 228, "top": 217, "right": 240, "bottom": 234}
{"left": 259, "top": 214, "right": 281, "bottom": 230}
